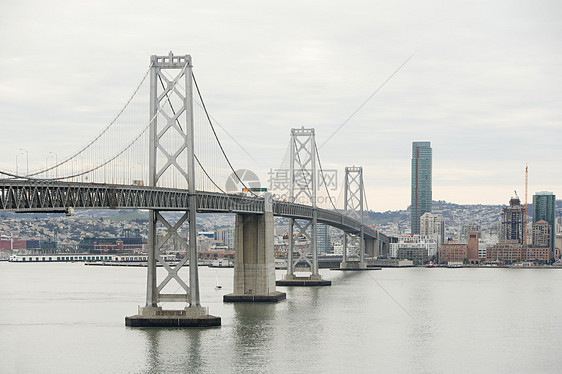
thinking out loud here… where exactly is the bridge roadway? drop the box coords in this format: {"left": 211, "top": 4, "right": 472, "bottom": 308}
{"left": 0, "top": 180, "right": 387, "bottom": 242}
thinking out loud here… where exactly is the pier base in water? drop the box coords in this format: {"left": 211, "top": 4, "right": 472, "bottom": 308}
{"left": 330, "top": 261, "right": 381, "bottom": 271}
{"left": 125, "top": 306, "right": 221, "bottom": 327}
{"left": 223, "top": 291, "right": 286, "bottom": 303}
{"left": 276, "top": 274, "right": 331, "bottom": 287}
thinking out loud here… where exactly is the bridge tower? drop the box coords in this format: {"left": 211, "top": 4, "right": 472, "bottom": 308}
{"left": 340, "top": 166, "right": 369, "bottom": 270}
{"left": 277, "top": 128, "right": 330, "bottom": 286}
{"left": 126, "top": 52, "right": 220, "bottom": 327}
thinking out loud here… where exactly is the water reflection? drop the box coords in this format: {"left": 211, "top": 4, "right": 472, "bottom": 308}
{"left": 231, "top": 303, "right": 277, "bottom": 372}
{"left": 142, "top": 328, "right": 162, "bottom": 373}
{"left": 140, "top": 327, "right": 206, "bottom": 373}
{"left": 232, "top": 303, "right": 275, "bottom": 344}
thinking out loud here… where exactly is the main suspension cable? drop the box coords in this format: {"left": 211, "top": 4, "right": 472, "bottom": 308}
{"left": 314, "top": 142, "right": 338, "bottom": 211}
{"left": 1, "top": 62, "right": 190, "bottom": 181}
{"left": 191, "top": 72, "right": 258, "bottom": 197}
{"left": 21, "top": 64, "right": 153, "bottom": 177}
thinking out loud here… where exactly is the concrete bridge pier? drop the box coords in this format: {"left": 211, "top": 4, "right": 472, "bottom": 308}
{"left": 224, "top": 194, "right": 286, "bottom": 302}
{"left": 365, "top": 237, "right": 377, "bottom": 258}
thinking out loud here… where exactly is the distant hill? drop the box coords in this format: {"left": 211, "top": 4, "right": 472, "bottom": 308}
{"left": 1, "top": 199, "right": 560, "bottom": 234}
{"left": 368, "top": 199, "right": 562, "bottom": 236}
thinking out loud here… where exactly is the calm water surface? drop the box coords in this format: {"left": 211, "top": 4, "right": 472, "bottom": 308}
{"left": 1, "top": 262, "right": 561, "bottom": 373}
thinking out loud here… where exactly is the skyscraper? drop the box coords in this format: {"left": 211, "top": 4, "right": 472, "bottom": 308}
{"left": 502, "top": 196, "right": 525, "bottom": 243}
{"left": 316, "top": 223, "right": 330, "bottom": 254}
{"left": 411, "top": 141, "right": 432, "bottom": 235}
{"left": 533, "top": 191, "right": 556, "bottom": 257}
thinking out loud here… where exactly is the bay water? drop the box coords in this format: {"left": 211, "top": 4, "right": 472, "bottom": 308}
{"left": 1, "top": 262, "right": 561, "bottom": 373}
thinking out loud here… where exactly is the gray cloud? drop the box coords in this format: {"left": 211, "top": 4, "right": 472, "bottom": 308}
{"left": 0, "top": 0, "right": 560, "bottom": 210}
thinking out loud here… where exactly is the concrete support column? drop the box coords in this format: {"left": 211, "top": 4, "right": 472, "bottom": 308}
{"left": 224, "top": 194, "right": 286, "bottom": 302}
{"left": 342, "top": 232, "right": 348, "bottom": 263}
{"left": 365, "top": 238, "right": 377, "bottom": 258}
{"left": 287, "top": 218, "right": 294, "bottom": 275}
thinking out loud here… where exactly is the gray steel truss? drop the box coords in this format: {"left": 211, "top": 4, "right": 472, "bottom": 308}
{"left": 0, "top": 180, "right": 388, "bottom": 242}
{"left": 147, "top": 52, "right": 199, "bottom": 309}
{"left": 343, "top": 166, "right": 365, "bottom": 262}
{"left": 286, "top": 127, "right": 319, "bottom": 275}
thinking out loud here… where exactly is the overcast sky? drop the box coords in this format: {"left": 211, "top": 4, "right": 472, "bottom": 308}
{"left": 1, "top": 0, "right": 560, "bottom": 211}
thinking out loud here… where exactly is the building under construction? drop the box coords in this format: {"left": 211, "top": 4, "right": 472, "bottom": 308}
{"left": 501, "top": 196, "right": 525, "bottom": 243}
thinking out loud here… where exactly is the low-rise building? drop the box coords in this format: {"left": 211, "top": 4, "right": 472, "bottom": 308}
{"left": 438, "top": 243, "right": 468, "bottom": 264}
{"left": 486, "top": 241, "right": 550, "bottom": 264}
{"left": 390, "top": 234, "right": 437, "bottom": 265}
{"left": 397, "top": 247, "right": 428, "bottom": 265}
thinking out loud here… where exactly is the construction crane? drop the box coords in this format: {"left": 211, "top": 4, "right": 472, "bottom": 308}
{"left": 523, "top": 163, "right": 529, "bottom": 245}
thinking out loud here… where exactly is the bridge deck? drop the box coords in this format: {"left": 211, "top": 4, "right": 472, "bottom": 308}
{"left": 0, "top": 180, "right": 384, "bottom": 240}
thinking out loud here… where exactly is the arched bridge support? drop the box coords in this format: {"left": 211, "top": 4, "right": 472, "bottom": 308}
{"left": 224, "top": 193, "right": 286, "bottom": 302}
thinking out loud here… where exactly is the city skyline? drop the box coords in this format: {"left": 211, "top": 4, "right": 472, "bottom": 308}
{"left": 0, "top": 1, "right": 561, "bottom": 211}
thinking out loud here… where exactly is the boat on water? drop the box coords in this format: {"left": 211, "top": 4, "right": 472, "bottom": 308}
{"left": 214, "top": 271, "right": 222, "bottom": 289}
{"left": 209, "top": 259, "right": 233, "bottom": 268}
{"left": 426, "top": 262, "right": 436, "bottom": 268}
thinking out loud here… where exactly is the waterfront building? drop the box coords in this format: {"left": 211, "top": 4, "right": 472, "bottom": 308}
{"left": 486, "top": 241, "right": 550, "bottom": 264}
{"left": 397, "top": 247, "right": 428, "bottom": 265}
{"left": 78, "top": 236, "right": 144, "bottom": 252}
{"left": 390, "top": 234, "right": 437, "bottom": 265}
{"left": 486, "top": 194, "right": 553, "bottom": 264}
{"left": 501, "top": 196, "right": 524, "bottom": 244}
{"left": 197, "top": 235, "right": 214, "bottom": 251}
{"left": 467, "top": 230, "right": 480, "bottom": 263}
{"left": 0, "top": 237, "right": 26, "bottom": 250}
{"left": 554, "top": 217, "right": 562, "bottom": 258}
{"left": 420, "top": 212, "right": 445, "bottom": 245}
{"left": 438, "top": 243, "right": 468, "bottom": 264}
{"left": 460, "top": 222, "right": 481, "bottom": 244}
{"left": 217, "top": 227, "right": 235, "bottom": 250}
{"left": 533, "top": 191, "right": 556, "bottom": 256}
{"left": 411, "top": 141, "right": 432, "bottom": 235}
{"left": 478, "top": 241, "right": 488, "bottom": 259}
{"left": 532, "top": 220, "right": 551, "bottom": 249}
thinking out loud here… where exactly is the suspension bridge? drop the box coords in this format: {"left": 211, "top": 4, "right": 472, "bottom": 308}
{"left": 0, "top": 52, "right": 391, "bottom": 327}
